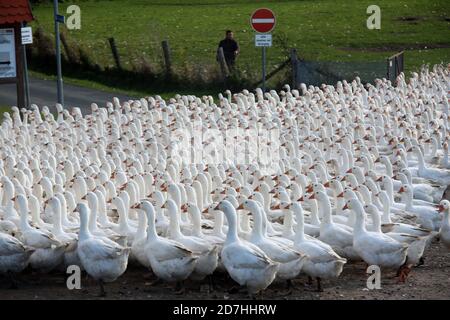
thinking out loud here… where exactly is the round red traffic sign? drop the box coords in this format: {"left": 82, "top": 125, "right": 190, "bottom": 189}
{"left": 251, "top": 8, "right": 276, "bottom": 33}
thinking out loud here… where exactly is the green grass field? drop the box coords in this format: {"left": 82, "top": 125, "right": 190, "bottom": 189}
{"left": 31, "top": 0, "right": 449, "bottom": 73}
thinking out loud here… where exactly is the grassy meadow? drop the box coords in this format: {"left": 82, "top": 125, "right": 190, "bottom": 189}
{"left": 28, "top": 0, "right": 450, "bottom": 95}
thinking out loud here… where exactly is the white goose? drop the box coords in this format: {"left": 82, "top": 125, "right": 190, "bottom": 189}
{"left": 411, "top": 146, "right": 450, "bottom": 185}
{"left": 0, "top": 232, "right": 34, "bottom": 287}
{"left": 438, "top": 200, "right": 450, "bottom": 250}
{"left": 15, "top": 194, "right": 66, "bottom": 272}
{"left": 344, "top": 199, "right": 409, "bottom": 280}
{"left": 76, "top": 203, "right": 130, "bottom": 296}
{"left": 365, "top": 203, "right": 427, "bottom": 269}
{"left": 314, "top": 191, "right": 360, "bottom": 260}
{"left": 243, "top": 199, "right": 305, "bottom": 283}
{"left": 398, "top": 184, "right": 441, "bottom": 231}
{"left": 164, "top": 199, "right": 218, "bottom": 281}
{"left": 289, "top": 202, "right": 347, "bottom": 292}
{"left": 217, "top": 200, "right": 279, "bottom": 295}
{"left": 132, "top": 200, "right": 198, "bottom": 290}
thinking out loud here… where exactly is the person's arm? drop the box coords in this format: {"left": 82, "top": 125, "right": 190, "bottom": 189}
{"left": 234, "top": 41, "right": 240, "bottom": 56}
{"left": 217, "top": 40, "right": 223, "bottom": 61}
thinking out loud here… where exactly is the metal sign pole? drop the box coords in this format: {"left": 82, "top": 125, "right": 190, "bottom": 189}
{"left": 21, "top": 22, "right": 30, "bottom": 108}
{"left": 53, "top": 0, "right": 64, "bottom": 105}
{"left": 262, "top": 46, "right": 266, "bottom": 93}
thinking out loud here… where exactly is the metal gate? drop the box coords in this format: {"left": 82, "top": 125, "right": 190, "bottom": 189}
{"left": 387, "top": 51, "right": 404, "bottom": 84}
{"left": 292, "top": 51, "right": 404, "bottom": 88}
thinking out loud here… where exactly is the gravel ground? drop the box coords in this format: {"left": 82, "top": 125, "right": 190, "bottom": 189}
{"left": 0, "top": 239, "right": 449, "bottom": 300}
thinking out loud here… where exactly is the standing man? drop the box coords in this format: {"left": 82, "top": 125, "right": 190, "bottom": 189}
{"left": 217, "top": 30, "right": 239, "bottom": 69}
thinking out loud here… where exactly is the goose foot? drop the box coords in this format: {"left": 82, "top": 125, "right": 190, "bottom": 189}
{"left": 7, "top": 272, "right": 18, "bottom": 290}
{"left": 416, "top": 257, "right": 425, "bottom": 267}
{"left": 248, "top": 291, "right": 263, "bottom": 300}
{"left": 228, "top": 286, "right": 240, "bottom": 294}
{"left": 284, "top": 279, "right": 294, "bottom": 295}
{"left": 98, "top": 280, "right": 106, "bottom": 297}
{"left": 174, "top": 281, "right": 185, "bottom": 295}
{"left": 148, "top": 278, "right": 163, "bottom": 286}
{"left": 316, "top": 277, "right": 323, "bottom": 292}
{"left": 307, "top": 276, "right": 313, "bottom": 285}
{"left": 208, "top": 275, "right": 215, "bottom": 292}
{"left": 396, "top": 266, "right": 411, "bottom": 283}
{"left": 142, "top": 272, "right": 154, "bottom": 280}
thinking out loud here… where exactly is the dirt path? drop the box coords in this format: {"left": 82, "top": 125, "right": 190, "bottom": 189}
{"left": 1, "top": 239, "right": 449, "bottom": 300}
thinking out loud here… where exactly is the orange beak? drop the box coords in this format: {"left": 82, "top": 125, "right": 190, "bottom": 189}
{"left": 298, "top": 196, "right": 304, "bottom": 202}
{"left": 236, "top": 203, "right": 244, "bottom": 210}
{"left": 342, "top": 203, "right": 349, "bottom": 210}
{"left": 376, "top": 176, "right": 383, "bottom": 182}
{"left": 438, "top": 205, "right": 445, "bottom": 212}
{"left": 398, "top": 187, "right": 405, "bottom": 193}
{"left": 337, "top": 192, "right": 344, "bottom": 198}
{"left": 271, "top": 203, "right": 281, "bottom": 210}
{"left": 323, "top": 181, "right": 330, "bottom": 188}
{"left": 346, "top": 168, "right": 353, "bottom": 174}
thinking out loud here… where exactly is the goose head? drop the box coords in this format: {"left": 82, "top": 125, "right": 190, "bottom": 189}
{"left": 438, "top": 200, "right": 449, "bottom": 216}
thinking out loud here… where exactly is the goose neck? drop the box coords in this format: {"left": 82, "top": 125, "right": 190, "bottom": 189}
{"left": 78, "top": 207, "right": 91, "bottom": 241}
{"left": 293, "top": 206, "right": 305, "bottom": 243}
{"left": 188, "top": 207, "right": 203, "bottom": 237}
{"left": 352, "top": 206, "right": 366, "bottom": 235}
{"left": 223, "top": 207, "right": 239, "bottom": 244}
{"left": 310, "top": 200, "right": 321, "bottom": 225}
{"left": 167, "top": 204, "right": 183, "bottom": 238}
{"left": 317, "top": 197, "right": 332, "bottom": 224}
{"left": 249, "top": 205, "right": 264, "bottom": 240}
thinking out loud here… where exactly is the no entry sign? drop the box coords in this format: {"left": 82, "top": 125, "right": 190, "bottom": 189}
{"left": 251, "top": 8, "right": 276, "bottom": 33}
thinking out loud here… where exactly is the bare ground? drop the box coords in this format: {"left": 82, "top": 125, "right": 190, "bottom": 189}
{"left": 0, "top": 239, "right": 449, "bottom": 300}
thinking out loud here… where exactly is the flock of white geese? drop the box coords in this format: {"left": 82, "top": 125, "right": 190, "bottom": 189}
{"left": 1, "top": 64, "right": 450, "bottom": 297}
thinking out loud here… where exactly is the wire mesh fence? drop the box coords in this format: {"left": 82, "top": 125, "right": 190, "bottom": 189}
{"left": 294, "top": 52, "right": 404, "bottom": 87}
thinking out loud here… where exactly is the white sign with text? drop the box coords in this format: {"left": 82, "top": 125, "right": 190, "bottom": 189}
{"left": 255, "top": 34, "right": 272, "bottom": 47}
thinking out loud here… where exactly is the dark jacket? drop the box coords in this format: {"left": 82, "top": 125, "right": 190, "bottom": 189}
{"left": 218, "top": 38, "right": 239, "bottom": 63}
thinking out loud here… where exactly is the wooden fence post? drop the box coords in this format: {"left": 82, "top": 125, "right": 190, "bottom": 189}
{"left": 108, "top": 37, "right": 122, "bottom": 70}
{"left": 290, "top": 48, "right": 298, "bottom": 89}
{"left": 161, "top": 40, "right": 172, "bottom": 76}
{"left": 60, "top": 32, "right": 78, "bottom": 64}
{"left": 217, "top": 47, "right": 229, "bottom": 79}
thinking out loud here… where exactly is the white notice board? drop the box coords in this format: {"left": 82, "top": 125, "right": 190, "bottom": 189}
{"left": 21, "top": 27, "right": 33, "bottom": 45}
{"left": 255, "top": 34, "right": 272, "bottom": 47}
{"left": 0, "top": 28, "right": 17, "bottom": 78}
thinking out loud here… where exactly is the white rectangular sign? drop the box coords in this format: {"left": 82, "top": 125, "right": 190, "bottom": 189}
{"left": 0, "top": 28, "right": 16, "bottom": 78}
{"left": 21, "top": 27, "right": 33, "bottom": 45}
{"left": 255, "top": 34, "right": 272, "bottom": 47}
